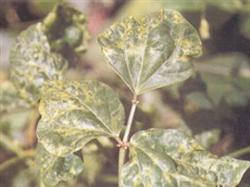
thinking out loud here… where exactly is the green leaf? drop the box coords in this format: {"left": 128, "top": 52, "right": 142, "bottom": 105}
{"left": 206, "top": 0, "right": 250, "bottom": 12}
{"left": 122, "top": 129, "right": 250, "bottom": 187}
{"left": 240, "top": 14, "right": 250, "bottom": 39}
{"left": 37, "top": 80, "right": 125, "bottom": 156}
{"left": 195, "top": 129, "right": 221, "bottom": 149}
{"left": 42, "top": 2, "right": 90, "bottom": 54}
{"left": 10, "top": 23, "right": 67, "bottom": 105}
{"left": 98, "top": 9, "right": 202, "bottom": 95}
{"left": 0, "top": 81, "right": 30, "bottom": 112}
{"left": 195, "top": 53, "right": 250, "bottom": 107}
{"left": 9, "top": 3, "right": 89, "bottom": 106}
{"left": 36, "top": 144, "right": 83, "bottom": 187}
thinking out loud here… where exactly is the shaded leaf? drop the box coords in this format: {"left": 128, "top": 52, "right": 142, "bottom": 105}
{"left": 42, "top": 2, "right": 90, "bottom": 54}
{"left": 122, "top": 129, "right": 250, "bottom": 187}
{"left": 195, "top": 129, "right": 221, "bottom": 149}
{"left": 36, "top": 144, "right": 83, "bottom": 187}
{"left": 240, "top": 14, "right": 250, "bottom": 39}
{"left": 195, "top": 53, "right": 250, "bottom": 107}
{"left": 37, "top": 80, "right": 124, "bottom": 156}
{"left": 98, "top": 9, "right": 202, "bottom": 95}
{"left": 81, "top": 143, "right": 107, "bottom": 185}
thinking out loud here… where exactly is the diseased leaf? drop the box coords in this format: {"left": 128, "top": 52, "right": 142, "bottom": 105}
{"left": 36, "top": 144, "right": 83, "bottom": 187}
{"left": 98, "top": 9, "right": 202, "bottom": 95}
{"left": 0, "top": 81, "right": 30, "bottom": 112}
{"left": 121, "top": 129, "right": 250, "bottom": 187}
{"left": 37, "top": 80, "right": 125, "bottom": 156}
{"left": 10, "top": 23, "right": 67, "bottom": 105}
{"left": 9, "top": 3, "right": 89, "bottom": 106}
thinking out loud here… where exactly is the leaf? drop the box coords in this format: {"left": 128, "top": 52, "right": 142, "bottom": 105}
{"left": 36, "top": 144, "right": 83, "bottom": 187}
{"left": 98, "top": 9, "right": 202, "bottom": 95}
{"left": 0, "top": 81, "right": 30, "bottom": 112}
{"left": 9, "top": 3, "right": 89, "bottom": 106}
{"left": 42, "top": 2, "right": 90, "bottom": 54}
{"left": 195, "top": 129, "right": 221, "bottom": 149}
{"left": 81, "top": 143, "right": 107, "bottom": 185}
{"left": 206, "top": 0, "right": 250, "bottom": 12}
{"left": 194, "top": 53, "right": 250, "bottom": 107}
{"left": 37, "top": 80, "right": 125, "bottom": 156}
{"left": 121, "top": 129, "right": 250, "bottom": 187}
{"left": 118, "top": 0, "right": 205, "bottom": 19}
{"left": 240, "top": 14, "right": 250, "bottom": 39}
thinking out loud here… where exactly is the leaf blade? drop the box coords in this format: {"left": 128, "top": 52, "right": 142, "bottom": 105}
{"left": 37, "top": 80, "right": 125, "bottom": 156}
{"left": 98, "top": 9, "right": 202, "bottom": 95}
{"left": 36, "top": 144, "right": 83, "bottom": 187}
{"left": 122, "top": 129, "right": 250, "bottom": 187}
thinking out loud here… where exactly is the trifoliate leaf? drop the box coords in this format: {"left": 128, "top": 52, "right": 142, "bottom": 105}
{"left": 121, "top": 129, "right": 250, "bottom": 187}
{"left": 36, "top": 144, "right": 83, "bottom": 187}
{"left": 37, "top": 80, "right": 125, "bottom": 156}
{"left": 98, "top": 9, "right": 202, "bottom": 95}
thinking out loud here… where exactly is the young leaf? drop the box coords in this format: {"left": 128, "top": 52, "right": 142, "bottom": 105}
{"left": 37, "top": 80, "right": 125, "bottom": 156}
{"left": 98, "top": 9, "right": 202, "bottom": 95}
{"left": 9, "top": 3, "right": 89, "bottom": 106}
{"left": 121, "top": 129, "right": 250, "bottom": 187}
{"left": 36, "top": 144, "right": 83, "bottom": 187}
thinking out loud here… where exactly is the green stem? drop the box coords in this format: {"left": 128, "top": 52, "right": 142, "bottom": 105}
{"left": 228, "top": 146, "right": 250, "bottom": 158}
{"left": 118, "top": 95, "right": 138, "bottom": 187}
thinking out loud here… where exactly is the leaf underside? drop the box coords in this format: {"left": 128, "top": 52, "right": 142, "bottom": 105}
{"left": 37, "top": 80, "right": 125, "bottom": 156}
{"left": 121, "top": 129, "right": 250, "bottom": 187}
{"left": 98, "top": 9, "right": 202, "bottom": 95}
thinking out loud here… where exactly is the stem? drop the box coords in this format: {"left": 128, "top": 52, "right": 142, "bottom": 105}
{"left": 0, "top": 149, "right": 35, "bottom": 173}
{"left": 118, "top": 95, "right": 138, "bottom": 187}
{"left": 0, "top": 132, "right": 23, "bottom": 156}
{"left": 228, "top": 146, "right": 250, "bottom": 158}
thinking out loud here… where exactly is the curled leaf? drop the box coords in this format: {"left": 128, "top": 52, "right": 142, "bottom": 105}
{"left": 121, "top": 129, "right": 250, "bottom": 187}
{"left": 98, "top": 9, "right": 202, "bottom": 95}
{"left": 37, "top": 80, "right": 125, "bottom": 156}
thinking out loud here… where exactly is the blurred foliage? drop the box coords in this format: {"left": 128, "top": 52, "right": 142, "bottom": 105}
{"left": 0, "top": 0, "right": 250, "bottom": 187}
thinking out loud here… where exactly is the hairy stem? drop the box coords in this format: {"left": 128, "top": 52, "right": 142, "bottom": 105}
{"left": 118, "top": 95, "right": 138, "bottom": 187}
{"left": 228, "top": 146, "right": 250, "bottom": 158}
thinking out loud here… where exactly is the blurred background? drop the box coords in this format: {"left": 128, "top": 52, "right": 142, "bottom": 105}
{"left": 0, "top": 0, "right": 250, "bottom": 186}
